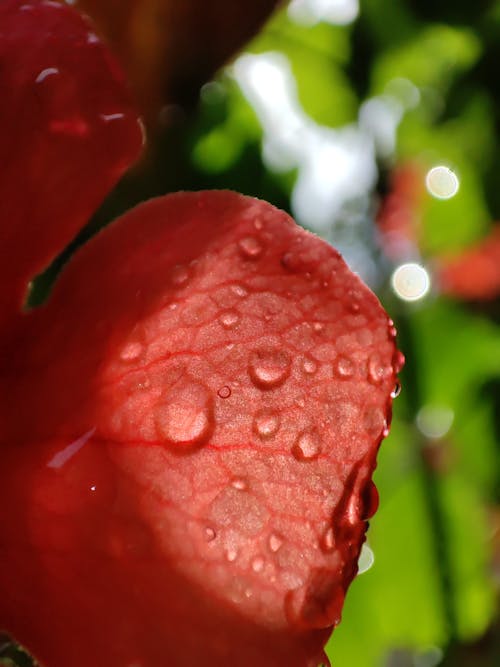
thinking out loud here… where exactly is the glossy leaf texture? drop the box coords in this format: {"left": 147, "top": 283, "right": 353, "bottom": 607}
{"left": 0, "top": 0, "right": 143, "bottom": 330}
{"left": 73, "top": 0, "right": 280, "bottom": 120}
{"left": 1, "top": 190, "right": 400, "bottom": 667}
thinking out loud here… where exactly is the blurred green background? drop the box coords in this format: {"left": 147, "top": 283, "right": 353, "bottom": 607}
{"left": 4, "top": 0, "right": 500, "bottom": 666}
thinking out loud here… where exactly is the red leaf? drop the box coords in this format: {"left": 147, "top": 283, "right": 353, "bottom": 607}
{"left": 0, "top": 0, "right": 143, "bottom": 329}
{"left": 1, "top": 191, "right": 400, "bottom": 667}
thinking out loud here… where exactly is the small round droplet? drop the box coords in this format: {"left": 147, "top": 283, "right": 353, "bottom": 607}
{"left": 302, "top": 356, "right": 318, "bottom": 375}
{"left": 268, "top": 533, "right": 283, "bottom": 553}
{"left": 281, "top": 252, "right": 301, "bottom": 272}
{"left": 156, "top": 382, "right": 213, "bottom": 449}
{"left": 89, "top": 485, "right": 97, "bottom": 493}
{"left": 334, "top": 356, "right": 355, "bottom": 379}
{"left": 217, "top": 385, "right": 231, "bottom": 399}
{"left": 204, "top": 526, "right": 216, "bottom": 542}
{"left": 312, "top": 322, "right": 324, "bottom": 333}
{"left": 251, "top": 556, "right": 265, "bottom": 573}
{"left": 363, "top": 405, "right": 386, "bottom": 437}
{"left": 231, "top": 284, "right": 248, "bottom": 297}
{"left": 120, "top": 341, "right": 143, "bottom": 362}
{"left": 248, "top": 349, "right": 291, "bottom": 389}
{"left": 292, "top": 429, "right": 322, "bottom": 462}
{"left": 393, "top": 350, "right": 405, "bottom": 373}
{"left": 171, "top": 264, "right": 189, "bottom": 286}
{"left": 231, "top": 477, "right": 247, "bottom": 491}
{"left": 367, "top": 354, "right": 389, "bottom": 385}
{"left": 238, "top": 235, "right": 263, "bottom": 259}
{"left": 319, "top": 527, "right": 335, "bottom": 553}
{"left": 226, "top": 548, "right": 238, "bottom": 562}
{"left": 391, "top": 381, "right": 401, "bottom": 398}
{"left": 253, "top": 411, "right": 280, "bottom": 439}
{"left": 219, "top": 310, "right": 240, "bottom": 329}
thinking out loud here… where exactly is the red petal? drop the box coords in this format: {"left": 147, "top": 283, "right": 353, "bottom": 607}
{"left": 436, "top": 225, "right": 500, "bottom": 301}
{"left": 0, "top": 0, "right": 143, "bottom": 329}
{"left": 1, "top": 192, "right": 400, "bottom": 666}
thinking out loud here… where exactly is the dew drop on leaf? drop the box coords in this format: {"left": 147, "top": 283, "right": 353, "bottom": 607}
{"left": 238, "top": 235, "right": 263, "bottom": 259}
{"left": 248, "top": 349, "right": 291, "bottom": 389}
{"left": 253, "top": 411, "right": 280, "bottom": 439}
{"left": 292, "top": 429, "right": 322, "bottom": 461}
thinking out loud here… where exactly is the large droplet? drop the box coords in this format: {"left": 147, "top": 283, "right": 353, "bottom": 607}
{"left": 285, "top": 571, "right": 345, "bottom": 630}
{"left": 391, "top": 381, "right": 401, "bottom": 398}
{"left": 219, "top": 310, "right": 240, "bottom": 329}
{"left": 334, "top": 356, "right": 355, "bottom": 379}
{"left": 357, "top": 544, "right": 375, "bottom": 575}
{"left": 363, "top": 405, "right": 386, "bottom": 438}
{"left": 253, "top": 411, "right": 280, "bottom": 439}
{"left": 248, "top": 349, "right": 291, "bottom": 389}
{"left": 367, "top": 354, "right": 390, "bottom": 385}
{"left": 292, "top": 429, "right": 322, "bottom": 462}
{"left": 238, "top": 235, "right": 263, "bottom": 259}
{"left": 156, "top": 382, "right": 213, "bottom": 449}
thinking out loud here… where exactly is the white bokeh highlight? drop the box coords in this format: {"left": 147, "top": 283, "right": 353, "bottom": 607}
{"left": 426, "top": 166, "right": 459, "bottom": 200}
{"left": 391, "top": 263, "right": 430, "bottom": 301}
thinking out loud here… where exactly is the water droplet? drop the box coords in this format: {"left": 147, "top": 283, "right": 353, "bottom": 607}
{"left": 320, "top": 527, "right": 335, "bottom": 553}
{"left": 334, "top": 356, "right": 355, "bottom": 379}
{"left": 281, "top": 252, "right": 301, "bottom": 272}
{"left": 156, "top": 382, "right": 213, "bottom": 449}
{"left": 357, "top": 543, "right": 375, "bottom": 575}
{"left": 285, "top": 572, "right": 345, "bottom": 630}
{"left": 363, "top": 405, "right": 386, "bottom": 437}
{"left": 238, "top": 236, "right": 263, "bottom": 259}
{"left": 89, "top": 485, "right": 97, "bottom": 493}
{"left": 231, "top": 284, "right": 248, "bottom": 298}
{"left": 248, "top": 349, "right": 291, "bottom": 389}
{"left": 391, "top": 381, "right": 401, "bottom": 398}
{"left": 268, "top": 533, "right": 283, "bottom": 553}
{"left": 226, "top": 548, "right": 238, "bottom": 562}
{"left": 292, "top": 429, "right": 322, "bottom": 462}
{"left": 120, "top": 341, "right": 143, "bottom": 362}
{"left": 367, "top": 354, "right": 389, "bottom": 385}
{"left": 253, "top": 411, "right": 280, "bottom": 439}
{"left": 393, "top": 350, "right": 405, "bottom": 373}
{"left": 204, "top": 526, "right": 216, "bottom": 542}
{"left": 219, "top": 310, "right": 240, "bottom": 329}
{"left": 360, "top": 480, "right": 379, "bottom": 520}
{"left": 312, "top": 322, "right": 324, "bottom": 333}
{"left": 231, "top": 478, "right": 247, "bottom": 491}
{"left": 302, "top": 356, "right": 318, "bottom": 375}
{"left": 254, "top": 217, "right": 263, "bottom": 230}
{"left": 217, "top": 385, "right": 231, "bottom": 399}
{"left": 251, "top": 556, "right": 265, "bottom": 573}
{"left": 171, "top": 264, "right": 189, "bottom": 286}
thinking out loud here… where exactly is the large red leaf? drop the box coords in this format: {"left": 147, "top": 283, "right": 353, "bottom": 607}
{"left": 1, "top": 190, "right": 401, "bottom": 667}
{"left": 0, "top": 0, "right": 143, "bottom": 330}
{"left": 0, "top": 2, "right": 402, "bottom": 665}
